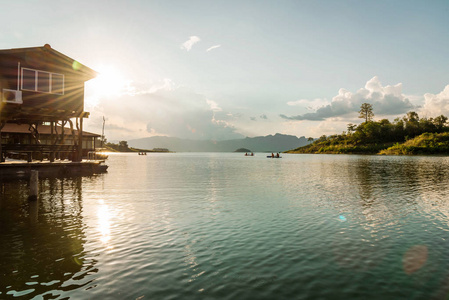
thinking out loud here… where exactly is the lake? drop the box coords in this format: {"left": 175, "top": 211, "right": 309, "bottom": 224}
{"left": 2, "top": 153, "right": 449, "bottom": 299}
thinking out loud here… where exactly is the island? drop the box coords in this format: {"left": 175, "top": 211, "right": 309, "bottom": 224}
{"left": 104, "top": 141, "right": 171, "bottom": 153}
{"left": 286, "top": 104, "right": 449, "bottom": 155}
{"left": 234, "top": 148, "right": 252, "bottom": 153}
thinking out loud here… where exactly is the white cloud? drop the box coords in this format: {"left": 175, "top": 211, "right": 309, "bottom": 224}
{"left": 86, "top": 80, "right": 243, "bottom": 141}
{"left": 281, "top": 76, "right": 414, "bottom": 121}
{"left": 206, "top": 99, "right": 222, "bottom": 112}
{"left": 420, "top": 85, "right": 449, "bottom": 117}
{"left": 287, "top": 98, "right": 330, "bottom": 111}
{"left": 181, "top": 36, "right": 201, "bottom": 51}
{"left": 206, "top": 45, "right": 221, "bottom": 52}
{"left": 147, "top": 78, "right": 175, "bottom": 93}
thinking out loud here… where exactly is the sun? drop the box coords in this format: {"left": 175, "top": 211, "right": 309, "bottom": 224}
{"left": 89, "top": 64, "right": 127, "bottom": 98}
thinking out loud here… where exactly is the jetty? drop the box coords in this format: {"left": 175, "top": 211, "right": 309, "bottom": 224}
{"left": 0, "top": 44, "right": 108, "bottom": 176}
{"left": 0, "top": 159, "right": 107, "bottom": 178}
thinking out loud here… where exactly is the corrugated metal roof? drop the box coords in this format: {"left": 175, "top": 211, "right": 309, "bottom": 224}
{"left": 0, "top": 44, "right": 97, "bottom": 79}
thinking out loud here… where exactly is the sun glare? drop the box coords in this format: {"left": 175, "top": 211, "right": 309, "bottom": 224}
{"left": 90, "top": 65, "right": 126, "bottom": 98}
{"left": 97, "top": 199, "right": 112, "bottom": 247}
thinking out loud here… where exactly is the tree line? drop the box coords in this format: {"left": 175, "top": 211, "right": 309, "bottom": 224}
{"left": 105, "top": 140, "right": 132, "bottom": 152}
{"left": 293, "top": 103, "right": 449, "bottom": 154}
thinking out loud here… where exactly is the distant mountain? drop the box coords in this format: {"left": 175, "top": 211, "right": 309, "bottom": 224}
{"left": 128, "top": 133, "right": 310, "bottom": 152}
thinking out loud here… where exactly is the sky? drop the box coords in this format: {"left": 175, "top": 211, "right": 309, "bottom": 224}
{"left": 2, "top": 0, "right": 449, "bottom": 141}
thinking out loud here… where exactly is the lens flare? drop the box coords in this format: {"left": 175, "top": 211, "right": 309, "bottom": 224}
{"left": 403, "top": 245, "right": 428, "bottom": 274}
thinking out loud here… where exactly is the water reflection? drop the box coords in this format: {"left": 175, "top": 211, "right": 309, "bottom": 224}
{"left": 4, "top": 154, "right": 449, "bottom": 299}
{"left": 0, "top": 177, "right": 97, "bottom": 298}
{"left": 97, "top": 199, "right": 112, "bottom": 247}
{"left": 326, "top": 156, "right": 449, "bottom": 297}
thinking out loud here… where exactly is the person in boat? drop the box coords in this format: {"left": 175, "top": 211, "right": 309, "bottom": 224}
{"left": 276, "top": 153, "right": 280, "bottom": 158}
{"left": 251, "top": 152, "right": 254, "bottom": 156}
{"left": 271, "top": 153, "right": 274, "bottom": 158}
{"left": 245, "top": 153, "right": 248, "bottom": 156}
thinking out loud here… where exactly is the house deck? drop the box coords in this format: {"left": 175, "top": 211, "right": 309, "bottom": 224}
{"left": 0, "top": 159, "right": 108, "bottom": 178}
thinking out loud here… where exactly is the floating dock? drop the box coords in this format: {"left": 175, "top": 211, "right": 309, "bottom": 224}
{"left": 0, "top": 160, "right": 108, "bottom": 178}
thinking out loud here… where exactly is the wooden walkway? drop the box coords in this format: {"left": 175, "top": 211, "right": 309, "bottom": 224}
{"left": 0, "top": 159, "right": 108, "bottom": 178}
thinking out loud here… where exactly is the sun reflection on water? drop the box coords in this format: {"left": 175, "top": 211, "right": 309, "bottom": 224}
{"left": 97, "top": 199, "right": 113, "bottom": 248}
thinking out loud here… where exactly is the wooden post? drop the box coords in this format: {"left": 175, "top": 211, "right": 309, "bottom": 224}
{"left": 0, "top": 119, "right": 5, "bottom": 163}
{"left": 29, "top": 196, "right": 39, "bottom": 224}
{"left": 0, "top": 128, "right": 3, "bottom": 163}
{"left": 50, "top": 121, "right": 54, "bottom": 162}
{"left": 29, "top": 170, "right": 38, "bottom": 201}
{"left": 78, "top": 117, "right": 83, "bottom": 162}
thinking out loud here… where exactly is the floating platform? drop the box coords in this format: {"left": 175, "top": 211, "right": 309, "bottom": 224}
{"left": 0, "top": 160, "right": 108, "bottom": 178}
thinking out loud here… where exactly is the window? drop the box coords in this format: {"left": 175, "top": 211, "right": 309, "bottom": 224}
{"left": 22, "top": 68, "right": 36, "bottom": 91}
{"left": 51, "top": 73, "right": 64, "bottom": 94}
{"left": 37, "top": 72, "right": 50, "bottom": 93}
{"left": 21, "top": 68, "right": 64, "bottom": 95}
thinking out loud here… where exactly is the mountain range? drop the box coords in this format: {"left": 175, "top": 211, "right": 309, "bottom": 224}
{"left": 128, "top": 133, "right": 310, "bottom": 152}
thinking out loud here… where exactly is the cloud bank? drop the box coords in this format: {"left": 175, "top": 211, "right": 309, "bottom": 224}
{"left": 88, "top": 80, "right": 243, "bottom": 141}
{"left": 181, "top": 36, "right": 201, "bottom": 51}
{"left": 421, "top": 85, "right": 449, "bottom": 117}
{"left": 281, "top": 76, "right": 414, "bottom": 121}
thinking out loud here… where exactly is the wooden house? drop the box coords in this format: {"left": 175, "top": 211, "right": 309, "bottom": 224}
{"left": 0, "top": 44, "right": 97, "bottom": 162}
{"left": 1, "top": 123, "right": 100, "bottom": 161}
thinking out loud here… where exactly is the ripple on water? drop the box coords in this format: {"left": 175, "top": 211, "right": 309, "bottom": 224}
{"left": 3, "top": 154, "right": 449, "bottom": 299}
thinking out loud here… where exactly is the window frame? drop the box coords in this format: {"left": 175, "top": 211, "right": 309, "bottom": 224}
{"left": 21, "top": 67, "right": 64, "bottom": 95}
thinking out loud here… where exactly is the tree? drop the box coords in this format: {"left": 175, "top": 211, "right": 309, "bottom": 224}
{"left": 307, "top": 137, "right": 314, "bottom": 143}
{"left": 118, "top": 140, "right": 129, "bottom": 151}
{"left": 433, "top": 115, "right": 448, "bottom": 130}
{"left": 347, "top": 123, "right": 356, "bottom": 135}
{"left": 359, "top": 103, "right": 374, "bottom": 123}
{"left": 405, "top": 111, "right": 419, "bottom": 123}
{"left": 403, "top": 111, "right": 420, "bottom": 137}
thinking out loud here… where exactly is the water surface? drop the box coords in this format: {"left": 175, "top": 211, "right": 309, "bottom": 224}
{"left": 2, "top": 153, "right": 449, "bottom": 299}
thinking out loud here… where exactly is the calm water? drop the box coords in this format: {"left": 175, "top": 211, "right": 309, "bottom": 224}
{"left": 2, "top": 153, "right": 449, "bottom": 299}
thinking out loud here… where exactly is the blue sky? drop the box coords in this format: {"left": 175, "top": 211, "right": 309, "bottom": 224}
{"left": 2, "top": 0, "right": 449, "bottom": 140}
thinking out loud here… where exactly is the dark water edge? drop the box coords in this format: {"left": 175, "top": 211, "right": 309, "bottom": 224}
{"left": 0, "top": 176, "right": 97, "bottom": 299}
{"left": 3, "top": 154, "right": 449, "bottom": 299}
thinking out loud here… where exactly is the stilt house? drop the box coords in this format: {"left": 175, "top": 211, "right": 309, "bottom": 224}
{"left": 0, "top": 44, "right": 97, "bottom": 162}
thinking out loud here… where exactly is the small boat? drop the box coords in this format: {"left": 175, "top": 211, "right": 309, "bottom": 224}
{"left": 267, "top": 156, "right": 282, "bottom": 158}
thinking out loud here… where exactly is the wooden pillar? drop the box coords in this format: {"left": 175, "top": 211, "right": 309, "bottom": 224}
{"left": 29, "top": 197, "right": 39, "bottom": 224}
{"left": 29, "top": 170, "right": 38, "bottom": 201}
{"left": 78, "top": 117, "right": 83, "bottom": 161}
{"left": 50, "top": 121, "right": 54, "bottom": 162}
{"left": 0, "top": 127, "right": 2, "bottom": 163}
{"left": 0, "top": 119, "right": 4, "bottom": 163}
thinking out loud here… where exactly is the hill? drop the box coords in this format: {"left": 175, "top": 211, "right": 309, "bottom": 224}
{"left": 379, "top": 132, "right": 449, "bottom": 155}
{"left": 286, "top": 111, "right": 449, "bottom": 155}
{"left": 128, "top": 133, "right": 309, "bottom": 152}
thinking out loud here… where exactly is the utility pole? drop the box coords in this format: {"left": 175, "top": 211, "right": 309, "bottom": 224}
{"left": 101, "top": 116, "right": 105, "bottom": 148}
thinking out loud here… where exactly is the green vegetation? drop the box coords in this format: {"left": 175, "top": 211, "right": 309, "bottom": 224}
{"left": 105, "top": 141, "right": 134, "bottom": 152}
{"left": 286, "top": 103, "right": 449, "bottom": 155}
{"left": 105, "top": 141, "right": 170, "bottom": 153}
{"left": 235, "top": 148, "right": 252, "bottom": 152}
{"left": 379, "top": 132, "right": 449, "bottom": 155}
